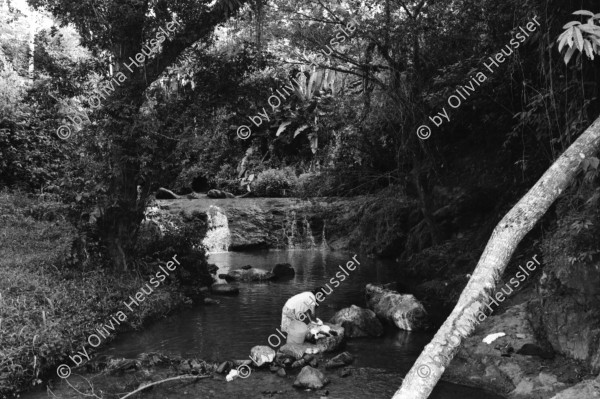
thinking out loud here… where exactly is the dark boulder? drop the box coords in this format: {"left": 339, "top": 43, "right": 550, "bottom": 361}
{"left": 207, "top": 189, "right": 236, "bottom": 199}
{"left": 325, "top": 352, "right": 354, "bottom": 369}
{"left": 224, "top": 268, "right": 275, "bottom": 282}
{"left": 365, "top": 284, "right": 428, "bottom": 331}
{"left": 271, "top": 263, "right": 295, "bottom": 278}
{"left": 330, "top": 305, "right": 384, "bottom": 338}
{"left": 207, "top": 189, "right": 226, "bottom": 199}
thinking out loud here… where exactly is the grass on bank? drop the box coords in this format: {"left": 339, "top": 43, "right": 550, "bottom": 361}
{"left": 0, "top": 191, "right": 189, "bottom": 397}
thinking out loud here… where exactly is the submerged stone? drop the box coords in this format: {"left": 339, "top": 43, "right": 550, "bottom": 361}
{"left": 293, "top": 366, "right": 330, "bottom": 389}
{"left": 211, "top": 283, "right": 240, "bottom": 295}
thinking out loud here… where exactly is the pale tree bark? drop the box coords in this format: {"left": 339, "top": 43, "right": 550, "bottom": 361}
{"left": 393, "top": 115, "right": 600, "bottom": 399}
{"left": 27, "top": 6, "right": 36, "bottom": 81}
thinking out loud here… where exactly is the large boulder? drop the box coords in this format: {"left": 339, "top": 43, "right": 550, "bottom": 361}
{"left": 550, "top": 377, "right": 600, "bottom": 399}
{"left": 444, "top": 301, "right": 567, "bottom": 396}
{"left": 271, "top": 263, "right": 295, "bottom": 278}
{"left": 365, "top": 284, "right": 428, "bottom": 331}
{"left": 329, "top": 305, "right": 384, "bottom": 338}
{"left": 249, "top": 345, "right": 276, "bottom": 367}
{"left": 211, "top": 283, "right": 239, "bottom": 295}
{"left": 223, "top": 268, "right": 275, "bottom": 282}
{"left": 207, "top": 189, "right": 235, "bottom": 199}
{"left": 293, "top": 366, "right": 330, "bottom": 389}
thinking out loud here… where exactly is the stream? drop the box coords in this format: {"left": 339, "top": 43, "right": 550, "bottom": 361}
{"left": 23, "top": 249, "right": 504, "bottom": 398}
{"left": 100, "top": 249, "right": 502, "bottom": 399}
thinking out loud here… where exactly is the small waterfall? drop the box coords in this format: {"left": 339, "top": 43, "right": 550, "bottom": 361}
{"left": 203, "top": 205, "right": 231, "bottom": 253}
{"left": 320, "top": 221, "right": 328, "bottom": 250}
{"left": 282, "top": 211, "right": 319, "bottom": 249}
{"left": 285, "top": 211, "right": 298, "bottom": 248}
{"left": 303, "top": 216, "right": 316, "bottom": 247}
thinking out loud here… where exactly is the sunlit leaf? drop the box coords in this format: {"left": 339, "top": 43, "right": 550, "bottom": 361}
{"left": 573, "top": 10, "right": 595, "bottom": 17}
{"left": 563, "top": 21, "right": 581, "bottom": 29}
{"left": 276, "top": 121, "right": 291, "bottom": 136}
{"left": 293, "top": 125, "right": 309, "bottom": 138}
{"left": 574, "top": 27, "right": 584, "bottom": 50}
{"left": 564, "top": 45, "right": 576, "bottom": 64}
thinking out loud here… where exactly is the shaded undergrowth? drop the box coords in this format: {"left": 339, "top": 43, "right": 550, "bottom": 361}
{"left": 0, "top": 192, "right": 200, "bottom": 398}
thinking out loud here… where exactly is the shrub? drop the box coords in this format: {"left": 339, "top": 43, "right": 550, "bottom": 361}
{"left": 252, "top": 167, "right": 298, "bottom": 197}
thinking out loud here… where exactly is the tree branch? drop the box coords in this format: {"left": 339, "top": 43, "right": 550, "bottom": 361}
{"left": 120, "top": 375, "right": 211, "bottom": 399}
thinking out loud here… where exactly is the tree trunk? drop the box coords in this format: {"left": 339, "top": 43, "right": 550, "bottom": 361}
{"left": 393, "top": 115, "right": 600, "bottom": 399}
{"left": 27, "top": 7, "right": 36, "bottom": 81}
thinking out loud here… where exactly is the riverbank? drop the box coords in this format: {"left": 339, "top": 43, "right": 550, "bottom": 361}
{"left": 0, "top": 192, "right": 197, "bottom": 397}
{"left": 22, "top": 351, "right": 503, "bottom": 399}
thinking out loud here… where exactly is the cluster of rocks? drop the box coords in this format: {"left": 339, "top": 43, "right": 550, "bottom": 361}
{"left": 208, "top": 263, "right": 296, "bottom": 296}
{"left": 241, "top": 341, "right": 354, "bottom": 390}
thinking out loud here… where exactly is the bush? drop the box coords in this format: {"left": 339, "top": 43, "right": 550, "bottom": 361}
{"left": 252, "top": 168, "right": 298, "bottom": 197}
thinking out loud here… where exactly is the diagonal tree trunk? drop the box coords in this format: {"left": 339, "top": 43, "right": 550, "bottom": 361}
{"left": 393, "top": 115, "right": 600, "bottom": 399}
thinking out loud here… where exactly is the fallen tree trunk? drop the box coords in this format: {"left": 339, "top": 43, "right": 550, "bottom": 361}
{"left": 393, "top": 115, "right": 600, "bottom": 399}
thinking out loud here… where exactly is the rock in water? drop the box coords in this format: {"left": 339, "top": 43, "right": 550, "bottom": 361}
{"left": 211, "top": 283, "right": 240, "bottom": 295}
{"left": 305, "top": 322, "right": 345, "bottom": 352}
{"left": 293, "top": 366, "right": 330, "bottom": 389}
{"left": 279, "top": 343, "right": 307, "bottom": 360}
{"left": 271, "top": 263, "right": 295, "bottom": 278}
{"left": 203, "top": 298, "right": 219, "bottom": 305}
{"left": 250, "top": 346, "right": 276, "bottom": 366}
{"left": 329, "top": 305, "right": 384, "bottom": 337}
{"left": 224, "top": 268, "right": 275, "bottom": 282}
{"left": 339, "top": 367, "right": 351, "bottom": 377}
{"left": 325, "top": 352, "right": 354, "bottom": 369}
{"left": 365, "top": 284, "right": 428, "bottom": 331}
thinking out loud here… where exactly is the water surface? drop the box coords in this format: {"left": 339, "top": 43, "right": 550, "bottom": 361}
{"left": 97, "top": 250, "right": 503, "bottom": 399}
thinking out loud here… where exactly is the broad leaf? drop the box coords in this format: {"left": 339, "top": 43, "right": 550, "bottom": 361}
{"left": 562, "top": 21, "right": 581, "bottom": 29}
{"left": 293, "top": 124, "right": 309, "bottom": 138}
{"left": 574, "top": 27, "right": 584, "bottom": 50}
{"left": 564, "top": 45, "right": 576, "bottom": 64}
{"left": 276, "top": 121, "right": 292, "bottom": 136}
{"left": 573, "top": 10, "right": 595, "bottom": 17}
